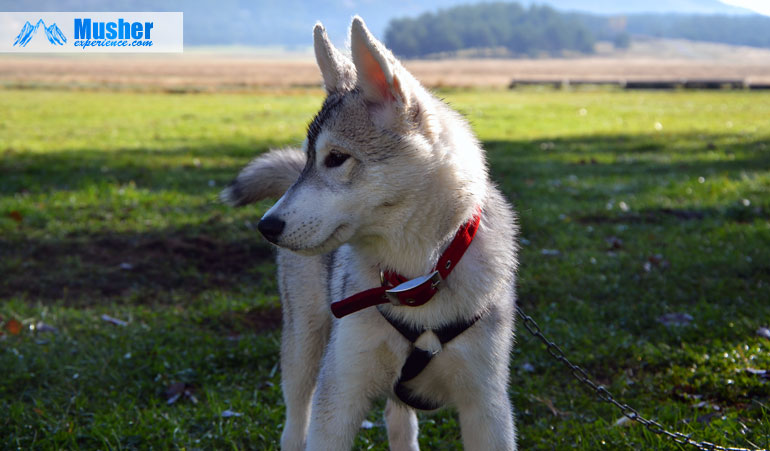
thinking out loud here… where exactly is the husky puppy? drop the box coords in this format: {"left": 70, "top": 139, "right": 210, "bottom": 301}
{"left": 221, "top": 16, "right": 518, "bottom": 451}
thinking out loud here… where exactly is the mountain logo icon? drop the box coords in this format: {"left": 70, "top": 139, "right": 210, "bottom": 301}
{"left": 13, "top": 19, "right": 67, "bottom": 47}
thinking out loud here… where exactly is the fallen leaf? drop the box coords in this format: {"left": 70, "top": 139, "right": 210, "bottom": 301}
{"left": 35, "top": 321, "right": 58, "bottom": 333}
{"left": 657, "top": 313, "right": 694, "bottom": 327}
{"left": 165, "top": 382, "right": 198, "bottom": 405}
{"left": 614, "top": 416, "right": 634, "bottom": 427}
{"left": 101, "top": 314, "right": 127, "bottom": 327}
{"left": 166, "top": 392, "right": 182, "bottom": 405}
{"left": 692, "top": 401, "right": 720, "bottom": 410}
{"left": 9, "top": 210, "right": 22, "bottom": 222}
{"left": 6, "top": 319, "right": 22, "bottom": 335}
{"left": 745, "top": 368, "right": 769, "bottom": 379}
{"left": 647, "top": 254, "right": 670, "bottom": 270}
{"left": 165, "top": 382, "right": 185, "bottom": 405}
{"left": 697, "top": 412, "right": 720, "bottom": 424}
{"left": 605, "top": 236, "right": 623, "bottom": 251}
{"left": 531, "top": 395, "right": 569, "bottom": 417}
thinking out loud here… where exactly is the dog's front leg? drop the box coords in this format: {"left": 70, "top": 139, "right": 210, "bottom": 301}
{"left": 453, "top": 311, "right": 517, "bottom": 450}
{"left": 453, "top": 344, "right": 517, "bottom": 450}
{"left": 277, "top": 252, "right": 333, "bottom": 451}
{"left": 456, "top": 389, "right": 516, "bottom": 451}
{"left": 279, "top": 309, "right": 330, "bottom": 451}
{"left": 305, "top": 315, "right": 398, "bottom": 450}
{"left": 384, "top": 399, "right": 419, "bottom": 451}
{"left": 304, "top": 349, "right": 373, "bottom": 450}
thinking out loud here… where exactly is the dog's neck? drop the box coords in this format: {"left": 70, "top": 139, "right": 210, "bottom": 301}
{"left": 355, "top": 166, "right": 486, "bottom": 279}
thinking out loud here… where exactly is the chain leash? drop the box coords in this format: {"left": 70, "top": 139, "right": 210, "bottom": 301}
{"left": 515, "top": 306, "right": 766, "bottom": 451}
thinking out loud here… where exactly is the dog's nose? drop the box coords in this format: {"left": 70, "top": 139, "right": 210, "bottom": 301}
{"left": 257, "top": 216, "right": 285, "bottom": 243}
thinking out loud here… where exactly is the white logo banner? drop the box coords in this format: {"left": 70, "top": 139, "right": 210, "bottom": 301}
{"left": 0, "top": 12, "right": 183, "bottom": 53}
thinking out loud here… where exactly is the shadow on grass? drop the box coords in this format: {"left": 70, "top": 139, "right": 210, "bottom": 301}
{"left": 0, "top": 143, "right": 270, "bottom": 195}
{"left": 1, "top": 131, "right": 767, "bottom": 314}
{"left": 485, "top": 133, "right": 770, "bottom": 178}
{"left": 0, "top": 131, "right": 766, "bottom": 196}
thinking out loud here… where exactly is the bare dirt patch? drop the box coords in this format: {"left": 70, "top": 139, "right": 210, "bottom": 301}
{"left": 0, "top": 232, "right": 273, "bottom": 304}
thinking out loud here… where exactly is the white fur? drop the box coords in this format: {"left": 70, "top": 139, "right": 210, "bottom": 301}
{"left": 221, "top": 16, "right": 518, "bottom": 451}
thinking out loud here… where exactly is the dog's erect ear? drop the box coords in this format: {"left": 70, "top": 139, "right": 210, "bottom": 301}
{"left": 314, "top": 22, "right": 355, "bottom": 94}
{"left": 350, "top": 16, "right": 409, "bottom": 109}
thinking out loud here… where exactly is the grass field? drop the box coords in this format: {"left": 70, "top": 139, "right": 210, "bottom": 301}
{"left": 1, "top": 87, "right": 769, "bottom": 449}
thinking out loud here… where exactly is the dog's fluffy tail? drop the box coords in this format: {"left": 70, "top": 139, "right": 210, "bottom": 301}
{"left": 219, "top": 148, "right": 305, "bottom": 206}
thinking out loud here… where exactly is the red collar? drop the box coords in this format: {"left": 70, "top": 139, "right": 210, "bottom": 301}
{"left": 330, "top": 209, "right": 482, "bottom": 318}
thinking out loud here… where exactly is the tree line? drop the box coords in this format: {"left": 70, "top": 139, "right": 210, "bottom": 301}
{"left": 385, "top": 3, "right": 598, "bottom": 58}
{"left": 385, "top": 2, "right": 770, "bottom": 58}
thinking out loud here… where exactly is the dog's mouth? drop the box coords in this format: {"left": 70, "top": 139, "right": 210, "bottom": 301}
{"left": 287, "top": 223, "right": 352, "bottom": 255}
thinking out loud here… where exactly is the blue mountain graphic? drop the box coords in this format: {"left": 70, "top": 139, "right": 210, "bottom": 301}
{"left": 13, "top": 19, "right": 67, "bottom": 47}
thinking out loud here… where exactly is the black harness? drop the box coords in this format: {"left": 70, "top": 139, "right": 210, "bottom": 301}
{"left": 378, "top": 306, "right": 483, "bottom": 410}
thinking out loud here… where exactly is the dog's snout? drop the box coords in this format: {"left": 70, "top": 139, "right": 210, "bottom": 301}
{"left": 258, "top": 216, "right": 285, "bottom": 243}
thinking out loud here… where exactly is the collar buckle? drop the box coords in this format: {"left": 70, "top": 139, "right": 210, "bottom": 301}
{"left": 384, "top": 270, "right": 442, "bottom": 306}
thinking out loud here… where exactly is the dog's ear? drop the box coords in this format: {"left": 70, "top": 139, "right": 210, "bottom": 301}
{"left": 350, "top": 16, "right": 409, "bottom": 109}
{"left": 314, "top": 22, "right": 355, "bottom": 94}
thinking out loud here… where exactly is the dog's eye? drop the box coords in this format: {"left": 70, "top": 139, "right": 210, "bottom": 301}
{"left": 324, "top": 150, "right": 350, "bottom": 168}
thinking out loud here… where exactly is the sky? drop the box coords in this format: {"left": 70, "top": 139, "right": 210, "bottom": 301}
{"left": 720, "top": 0, "right": 770, "bottom": 15}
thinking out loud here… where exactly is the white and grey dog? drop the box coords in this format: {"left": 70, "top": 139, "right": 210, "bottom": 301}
{"left": 221, "top": 16, "right": 518, "bottom": 451}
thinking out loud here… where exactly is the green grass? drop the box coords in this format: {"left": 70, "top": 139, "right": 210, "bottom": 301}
{"left": 1, "top": 87, "right": 769, "bottom": 450}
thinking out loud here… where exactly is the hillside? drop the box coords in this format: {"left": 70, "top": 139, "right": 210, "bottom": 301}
{"left": 0, "top": 0, "right": 761, "bottom": 47}
{"left": 533, "top": 0, "right": 751, "bottom": 15}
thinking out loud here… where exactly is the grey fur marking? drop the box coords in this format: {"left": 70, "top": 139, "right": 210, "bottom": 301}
{"left": 324, "top": 249, "right": 337, "bottom": 305}
{"left": 306, "top": 91, "right": 348, "bottom": 161}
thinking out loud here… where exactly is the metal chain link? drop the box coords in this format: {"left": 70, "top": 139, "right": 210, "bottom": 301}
{"left": 515, "top": 306, "right": 766, "bottom": 451}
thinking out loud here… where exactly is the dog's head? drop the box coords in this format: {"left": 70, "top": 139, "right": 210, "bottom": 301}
{"left": 258, "top": 17, "right": 482, "bottom": 255}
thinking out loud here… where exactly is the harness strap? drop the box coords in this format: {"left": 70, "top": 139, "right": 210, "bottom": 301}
{"left": 379, "top": 306, "right": 483, "bottom": 410}
{"left": 399, "top": 348, "right": 435, "bottom": 382}
{"left": 394, "top": 381, "right": 443, "bottom": 411}
{"left": 378, "top": 307, "right": 423, "bottom": 343}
